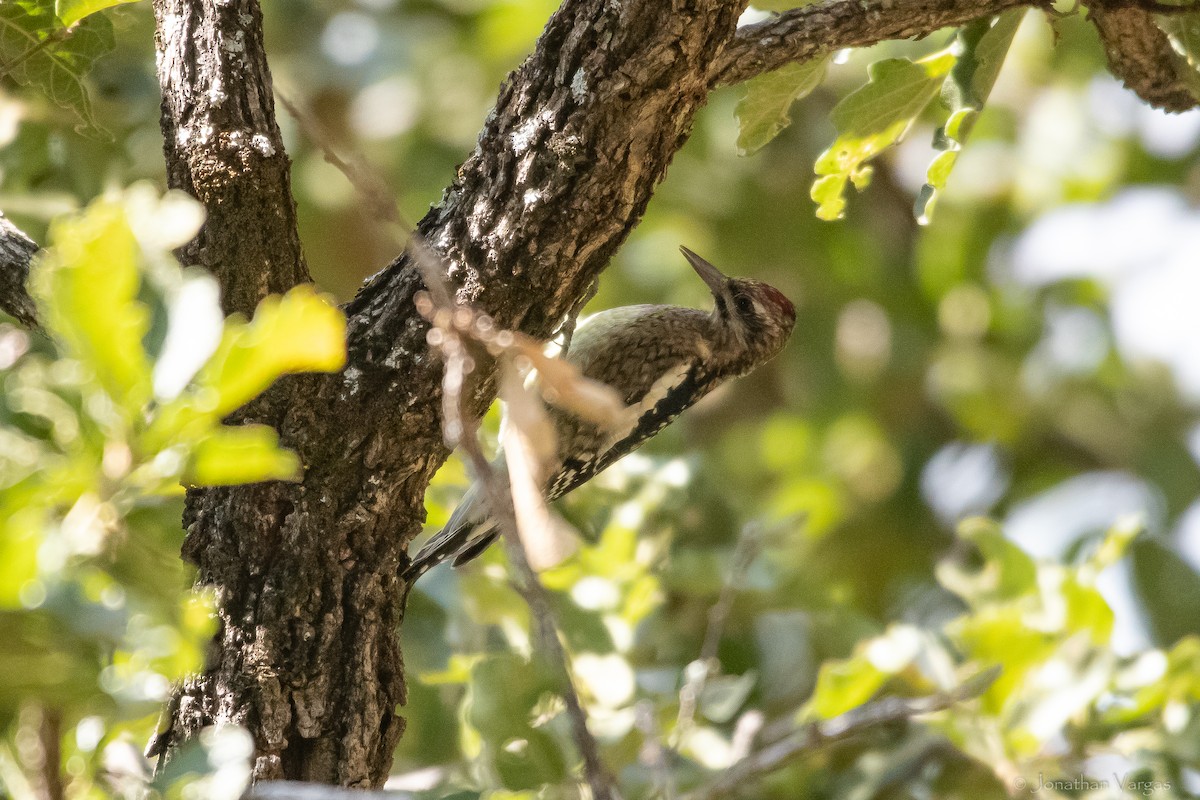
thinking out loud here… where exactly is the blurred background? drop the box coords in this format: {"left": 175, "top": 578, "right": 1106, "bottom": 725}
{"left": 4, "top": 1, "right": 1200, "bottom": 797}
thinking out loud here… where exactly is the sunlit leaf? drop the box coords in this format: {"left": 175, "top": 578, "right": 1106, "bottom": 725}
{"left": 32, "top": 199, "right": 153, "bottom": 417}
{"left": 55, "top": 0, "right": 141, "bottom": 27}
{"left": 918, "top": 12, "right": 1023, "bottom": 223}
{"left": 184, "top": 424, "right": 301, "bottom": 485}
{"left": 193, "top": 285, "right": 347, "bottom": 418}
{"left": 813, "top": 52, "right": 955, "bottom": 220}
{"left": 0, "top": 3, "right": 114, "bottom": 136}
{"left": 807, "top": 653, "right": 887, "bottom": 720}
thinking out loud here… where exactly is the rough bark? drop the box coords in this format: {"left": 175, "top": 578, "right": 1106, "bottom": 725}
{"left": 1085, "top": 1, "right": 1200, "bottom": 113}
{"left": 0, "top": 213, "right": 38, "bottom": 327}
{"left": 154, "top": 0, "right": 310, "bottom": 317}
{"left": 711, "top": 0, "right": 1200, "bottom": 117}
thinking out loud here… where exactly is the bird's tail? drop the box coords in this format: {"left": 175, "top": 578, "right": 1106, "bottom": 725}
{"left": 402, "top": 478, "right": 504, "bottom": 583}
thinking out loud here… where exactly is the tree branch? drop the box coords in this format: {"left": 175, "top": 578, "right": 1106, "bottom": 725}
{"left": 0, "top": 213, "right": 38, "bottom": 328}
{"left": 1084, "top": 0, "right": 1200, "bottom": 113}
{"left": 712, "top": 0, "right": 1200, "bottom": 115}
{"left": 153, "top": 0, "right": 309, "bottom": 317}
{"left": 710, "top": 0, "right": 1044, "bottom": 87}
{"left": 680, "top": 667, "right": 1001, "bottom": 800}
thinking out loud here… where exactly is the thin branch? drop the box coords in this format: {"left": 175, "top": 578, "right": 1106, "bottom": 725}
{"left": 413, "top": 251, "right": 619, "bottom": 800}
{"left": 636, "top": 701, "right": 676, "bottom": 800}
{"left": 680, "top": 667, "right": 1002, "bottom": 800}
{"left": 0, "top": 212, "right": 38, "bottom": 327}
{"left": 710, "top": 0, "right": 1045, "bottom": 87}
{"left": 672, "top": 523, "right": 764, "bottom": 749}
{"left": 499, "top": 508, "right": 621, "bottom": 800}
{"left": 713, "top": 0, "right": 1200, "bottom": 113}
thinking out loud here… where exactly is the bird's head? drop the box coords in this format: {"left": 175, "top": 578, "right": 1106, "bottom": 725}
{"left": 681, "top": 246, "right": 796, "bottom": 368}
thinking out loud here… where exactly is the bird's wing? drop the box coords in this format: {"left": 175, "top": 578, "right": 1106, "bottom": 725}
{"left": 403, "top": 479, "right": 502, "bottom": 580}
{"left": 544, "top": 356, "right": 709, "bottom": 501}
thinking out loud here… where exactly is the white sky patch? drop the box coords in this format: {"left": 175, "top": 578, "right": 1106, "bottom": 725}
{"left": 921, "top": 441, "right": 1008, "bottom": 524}
{"left": 1004, "top": 471, "right": 1163, "bottom": 558}
{"left": 153, "top": 271, "right": 225, "bottom": 400}
{"left": 1010, "top": 187, "right": 1200, "bottom": 398}
{"left": 1174, "top": 500, "right": 1200, "bottom": 574}
{"left": 737, "top": 7, "right": 771, "bottom": 26}
{"left": 322, "top": 12, "right": 379, "bottom": 66}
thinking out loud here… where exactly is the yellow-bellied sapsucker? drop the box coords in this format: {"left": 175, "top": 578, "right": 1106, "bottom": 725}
{"left": 404, "top": 247, "right": 796, "bottom": 581}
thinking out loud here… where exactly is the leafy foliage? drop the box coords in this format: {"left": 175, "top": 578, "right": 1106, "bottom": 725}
{"left": 0, "top": 0, "right": 117, "bottom": 137}
{"left": 735, "top": 58, "right": 829, "bottom": 156}
{"left": 0, "top": 187, "right": 345, "bottom": 797}
{"left": 812, "top": 52, "right": 955, "bottom": 221}
{"left": 916, "top": 11, "right": 1023, "bottom": 223}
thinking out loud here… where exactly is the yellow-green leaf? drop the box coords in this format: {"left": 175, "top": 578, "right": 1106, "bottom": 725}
{"left": 813, "top": 52, "right": 955, "bottom": 220}
{"left": 32, "top": 199, "right": 153, "bottom": 416}
{"left": 807, "top": 652, "right": 887, "bottom": 719}
{"left": 195, "top": 285, "right": 347, "bottom": 418}
{"left": 919, "top": 12, "right": 1022, "bottom": 223}
{"left": 185, "top": 424, "right": 301, "bottom": 485}
{"left": 55, "top": 0, "right": 141, "bottom": 27}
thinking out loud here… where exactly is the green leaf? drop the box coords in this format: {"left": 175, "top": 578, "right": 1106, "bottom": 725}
{"left": 939, "top": 517, "right": 1038, "bottom": 603}
{"left": 185, "top": 424, "right": 301, "bottom": 485}
{"left": 813, "top": 52, "right": 955, "bottom": 220}
{"left": 1131, "top": 538, "right": 1200, "bottom": 646}
{"left": 0, "top": 3, "right": 115, "bottom": 137}
{"left": 807, "top": 651, "right": 887, "bottom": 720}
{"left": 192, "top": 285, "right": 347, "bottom": 419}
{"left": 493, "top": 728, "right": 568, "bottom": 791}
{"left": 700, "top": 671, "right": 757, "bottom": 723}
{"left": 55, "top": 0, "right": 141, "bottom": 27}
{"left": 31, "top": 199, "right": 153, "bottom": 417}
{"left": 950, "top": 607, "right": 1055, "bottom": 711}
{"left": 918, "top": 12, "right": 1023, "bottom": 223}
{"left": 735, "top": 57, "right": 829, "bottom": 156}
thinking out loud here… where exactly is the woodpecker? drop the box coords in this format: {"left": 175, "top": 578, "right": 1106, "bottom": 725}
{"left": 404, "top": 247, "right": 796, "bottom": 581}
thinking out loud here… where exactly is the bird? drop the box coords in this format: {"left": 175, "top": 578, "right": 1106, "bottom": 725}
{"left": 403, "top": 246, "right": 796, "bottom": 582}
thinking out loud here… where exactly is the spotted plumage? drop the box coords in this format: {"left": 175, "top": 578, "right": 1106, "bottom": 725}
{"left": 403, "top": 247, "right": 796, "bottom": 582}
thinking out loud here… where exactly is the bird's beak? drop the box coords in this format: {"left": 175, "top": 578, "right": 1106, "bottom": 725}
{"left": 680, "top": 246, "right": 729, "bottom": 298}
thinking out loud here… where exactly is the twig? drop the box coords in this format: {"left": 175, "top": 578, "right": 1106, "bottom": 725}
{"left": 408, "top": 235, "right": 619, "bottom": 800}
{"left": 556, "top": 276, "right": 598, "bottom": 357}
{"left": 36, "top": 709, "right": 63, "bottom": 800}
{"left": 500, "top": 513, "right": 621, "bottom": 800}
{"left": 430, "top": 341, "right": 620, "bottom": 800}
{"left": 672, "top": 523, "right": 764, "bottom": 748}
{"left": 679, "top": 667, "right": 1001, "bottom": 800}
{"left": 636, "top": 701, "right": 676, "bottom": 800}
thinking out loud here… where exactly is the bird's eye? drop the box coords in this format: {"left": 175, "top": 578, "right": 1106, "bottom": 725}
{"left": 734, "top": 295, "right": 754, "bottom": 315}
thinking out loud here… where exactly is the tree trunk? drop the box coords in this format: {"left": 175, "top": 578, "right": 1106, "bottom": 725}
{"left": 153, "top": 0, "right": 746, "bottom": 786}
